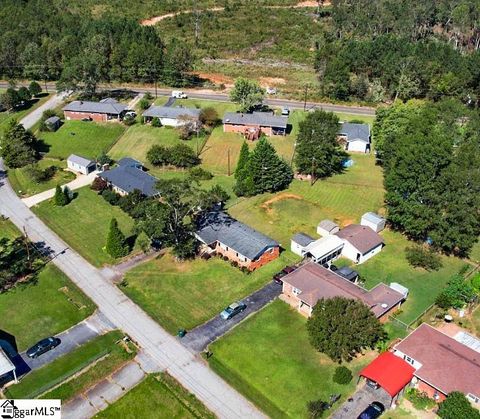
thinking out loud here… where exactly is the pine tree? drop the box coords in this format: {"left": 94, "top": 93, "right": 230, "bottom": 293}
{"left": 233, "top": 141, "right": 252, "bottom": 196}
{"left": 54, "top": 185, "right": 68, "bottom": 206}
{"left": 105, "top": 218, "right": 129, "bottom": 258}
{"left": 63, "top": 186, "right": 72, "bottom": 205}
{"left": 0, "top": 120, "right": 38, "bottom": 168}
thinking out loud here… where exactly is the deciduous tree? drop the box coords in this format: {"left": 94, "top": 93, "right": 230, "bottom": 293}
{"left": 229, "top": 78, "right": 265, "bottom": 112}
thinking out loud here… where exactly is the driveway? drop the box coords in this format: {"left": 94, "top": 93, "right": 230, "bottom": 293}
{"left": 181, "top": 281, "right": 282, "bottom": 353}
{"left": 20, "top": 92, "right": 70, "bottom": 130}
{"left": 332, "top": 384, "right": 391, "bottom": 419}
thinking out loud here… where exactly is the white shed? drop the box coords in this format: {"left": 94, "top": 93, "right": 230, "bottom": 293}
{"left": 67, "top": 154, "right": 96, "bottom": 175}
{"left": 361, "top": 212, "right": 386, "bottom": 233}
{"left": 317, "top": 220, "right": 340, "bottom": 237}
{"left": 291, "top": 233, "right": 315, "bottom": 256}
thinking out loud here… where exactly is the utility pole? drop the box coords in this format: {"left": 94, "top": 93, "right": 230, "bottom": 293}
{"left": 194, "top": 6, "right": 201, "bottom": 47}
{"left": 303, "top": 84, "right": 309, "bottom": 111}
{"left": 22, "top": 226, "right": 32, "bottom": 270}
{"left": 227, "top": 148, "right": 231, "bottom": 176}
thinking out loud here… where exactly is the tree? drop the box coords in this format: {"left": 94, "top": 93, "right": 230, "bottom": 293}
{"left": 405, "top": 245, "right": 443, "bottom": 270}
{"left": 169, "top": 144, "right": 200, "bottom": 167}
{"left": 177, "top": 115, "right": 200, "bottom": 140}
{"left": 96, "top": 151, "right": 112, "bottom": 166}
{"left": 90, "top": 177, "right": 107, "bottom": 192}
{"left": 435, "top": 275, "right": 476, "bottom": 309}
{"left": 17, "top": 86, "right": 31, "bottom": 102}
{"left": 53, "top": 185, "right": 69, "bottom": 206}
{"left": 28, "top": 81, "right": 42, "bottom": 97}
{"left": 307, "top": 297, "right": 385, "bottom": 362}
{"left": 332, "top": 366, "right": 353, "bottom": 384}
{"left": 233, "top": 141, "right": 252, "bottom": 196}
{"left": 294, "top": 110, "right": 347, "bottom": 180}
{"left": 438, "top": 392, "right": 480, "bottom": 419}
{"left": 0, "top": 120, "right": 37, "bottom": 168}
{"left": 139, "top": 98, "right": 150, "bottom": 110}
{"left": 199, "top": 107, "right": 219, "bottom": 127}
{"left": 229, "top": 78, "right": 265, "bottom": 112}
{"left": 307, "top": 400, "right": 329, "bottom": 419}
{"left": 147, "top": 145, "right": 170, "bottom": 166}
{"left": 151, "top": 117, "right": 162, "bottom": 127}
{"left": 135, "top": 231, "right": 151, "bottom": 253}
{"left": 105, "top": 218, "right": 129, "bottom": 258}
{"left": 162, "top": 39, "right": 193, "bottom": 86}
{"left": 0, "top": 88, "right": 20, "bottom": 110}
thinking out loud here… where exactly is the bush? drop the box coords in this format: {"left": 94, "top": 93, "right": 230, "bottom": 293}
{"left": 26, "top": 164, "right": 57, "bottom": 183}
{"left": 139, "top": 98, "right": 150, "bottom": 110}
{"left": 332, "top": 366, "right": 352, "bottom": 385}
{"left": 123, "top": 115, "right": 136, "bottom": 126}
{"left": 144, "top": 92, "right": 154, "bottom": 101}
{"left": 151, "top": 117, "right": 162, "bottom": 127}
{"left": 438, "top": 391, "right": 480, "bottom": 419}
{"left": 97, "top": 152, "right": 112, "bottom": 166}
{"left": 405, "top": 245, "right": 443, "bottom": 270}
{"left": 435, "top": 275, "right": 476, "bottom": 309}
{"left": 199, "top": 107, "right": 220, "bottom": 127}
{"left": 101, "top": 189, "right": 120, "bottom": 205}
{"left": 405, "top": 388, "right": 436, "bottom": 410}
{"left": 307, "top": 400, "right": 329, "bottom": 419}
{"left": 188, "top": 167, "right": 213, "bottom": 181}
{"left": 170, "top": 143, "right": 200, "bottom": 167}
{"left": 146, "top": 145, "right": 170, "bottom": 166}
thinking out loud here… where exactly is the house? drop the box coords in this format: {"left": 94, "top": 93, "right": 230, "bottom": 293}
{"left": 0, "top": 347, "right": 17, "bottom": 385}
{"left": 98, "top": 159, "right": 159, "bottom": 197}
{"left": 361, "top": 212, "right": 386, "bottom": 233}
{"left": 392, "top": 323, "right": 480, "bottom": 405}
{"left": 195, "top": 212, "right": 279, "bottom": 271}
{"left": 63, "top": 98, "right": 128, "bottom": 122}
{"left": 118, "top": 157, "right": 143, "bottom": 170}
{"left": 142, "top": 106, "right": 201, "bottom": 127}
{"left": 291, "top": 234, "right": 344, "bottom": 266}
{"left": 338, "top": 122, "right": 371, "bottom": 153}
{"left": 223, "top": 112, "right": 288, "bottom": 137}
{"left": 317, "top": 219, "right": 339, "bottom": 236}
{"left": 335, "top": 224, "right": 384, "bottom": 264}
{"left": 44, "top": 116, "right": 61, "bottom": 132}
{"left": 67, "top": 154, "right": 96, "bottom": 175}
{"left": 281, "top": 262, "right": 405, "bottom": 320}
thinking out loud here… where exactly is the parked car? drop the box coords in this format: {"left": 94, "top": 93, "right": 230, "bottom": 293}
{"left": 273, "top": 265, "right": 297, "bottom": 284}
{"left": 281, "top": 107, "right": 290, "bottom": 116}
{"left": 125, "top": 111, "right": 137, "bottom": 118}
{"left": 357, "top": 402, "right": 385, "bottom": 419}
{"left": 172, "top": 90, "right": 187, "bottom": 99}
{"left": 266, "top": 87, "right": 277, "bottom": 95}
{"left": 26, "top": 337, "right": 61, "bottom": 358}
{"left": 220, "top": 302, "right": 247, "bottom": 320}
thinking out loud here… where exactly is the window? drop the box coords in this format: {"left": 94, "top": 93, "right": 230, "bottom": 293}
{"left": 467, "top": 394, "right": 480, "bottom": 404}
{"left": 226, "top": 246, "right": 229, "bottom": 251}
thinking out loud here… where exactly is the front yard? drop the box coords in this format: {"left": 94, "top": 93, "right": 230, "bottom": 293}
{"left": 121, "top": 251, "right": 296, "bottom": 334}
{"left": 208, "top": 300, "right": 375, "bottom": 418}
{"left": 32, "top": 187, "right": 135, "bottom": 266}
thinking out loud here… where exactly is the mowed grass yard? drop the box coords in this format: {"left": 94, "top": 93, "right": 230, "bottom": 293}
{"left": 209, "top": 300, "right": 375, "bottom": 418}
{"left": 122, "top": 251, "right": 297, "bottom": 334}
{"left": 32, "top": 187, "right": 135, "bottom": 267}
{"left": 0, "top": 218, "right": 20, "bottom": 240}
{"left": 38, "top": 120, "right": 126, "bottom": 160}
{"left": 0, "top": 264, "right": 95, "bottom": 351}
{"left": 95, "top": 373, "right": 214, "bottom": 419}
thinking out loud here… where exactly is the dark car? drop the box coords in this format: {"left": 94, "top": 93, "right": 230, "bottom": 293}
{"left": 26, "top": 337, "right": 61, "bottom": 358}
{"left": 220, "top": 301, "right": 247, "bottom": 320}
{"left": 357, "top": 402, "right": 385, "bottom": 419}
{"left": 273, "top": 265, "right": 297, "bottom": 284}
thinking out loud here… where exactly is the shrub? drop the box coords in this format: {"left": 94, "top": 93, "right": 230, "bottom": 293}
{"left": 307, "top": 400, "right": 329, "bottom": 419}
{"left": 139, "top": 98, "right": 150, "bottom": 110}
{"left": 53, "top": 185, "right": 69, "bottom": 206}
{"left": 151, "top": 117, "right": 162, "bottom": 127}
{"left": 101, "top": 189, "right": 120, "bottom": 205}
{"left": 97, "top": 152, "right": 112, "bottom": 166}
{"left": 135, "top": 231, "right": 151, "bottom": 253}
{"left": 405, "top": 388, "right": 436, "bottom": 411}
{"left": 405, "top": 245, "right": 443, "bottom": 271}
{"left": 144, "top": 92, "right": 154, "bottom": 100}
{"left": 435, "top": 275, "right": 476, "bottom": 309}
{"left": 105, "top": 218, "right": 129, "bottom": 258}
{"left": 123, "top": 115, "right": 135, "bottom": 126}
{"left": 188, "top": 167, "right": 213, "bottom": 181}
{"left": 26, "top": 164, "right": 57, "bottom": 183}
{"left": 231, "top": 261, "right": 238, "bottom": 268}
{"left": 332, "top": 366, "right": 352, "bottom": 385}
{"left": 199, "top": 107, "right": 220, "bottom": 127}
{"left": 438, "top": 391, "right": 480, "bottom": 419}
{"left": 222, "top": 255, "right": 229, "bottom": 262}
{"left": 147, "top": 145, "right": 170, "bottom": 166}
{"left": 170, "top": 143, "right": 200, "bottom": 167}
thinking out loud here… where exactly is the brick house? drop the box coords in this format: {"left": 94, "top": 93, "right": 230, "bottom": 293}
{"left": 223, "top": 111, "right": 288, "bottom": 137}
{"left": 63, "top": 98, "right": 128, "bottom": 122}
{"left": 195, "top": 212, "right": 279, "bottom": 270}
{"left": 281, "top": 262, "right": 405, "bottom": 321}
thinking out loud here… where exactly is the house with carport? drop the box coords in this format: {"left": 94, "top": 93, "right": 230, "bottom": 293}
{"left": 142, "top": 106, "right": 201, "bottom": 127}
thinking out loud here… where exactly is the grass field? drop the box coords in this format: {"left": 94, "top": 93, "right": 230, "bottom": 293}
{"left": 122, "top": 251, "right": 296, "bottom": 334}
{"left": 0, "top": 264, "right": 95, "bottom": 351}
{"left": 8, "top": 159, "right": 75, "bottom": 197}
{"left": 0, "top": 94, "right": 51, "bottom": 134}
{"left": 0, "top": 218, "right": 20, "bottom": 240}
{"left": 209, "top": 300, "right": 375, "bottom": 418}
{"left": 38, "top": 120, "right": 126, "bottom": 159}
{"left": 6, "top": 331, "right": 124, "bottom": 399}
{"left": 95, "top": 373, "right": 214, "bottom": 419}
{"left": 32, "top": 187, "right": 135, "bottom": 266}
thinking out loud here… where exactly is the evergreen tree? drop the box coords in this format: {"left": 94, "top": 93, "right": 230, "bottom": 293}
{"left": 233, "top": 141, "right": 252, "bottom": 196}
{"left": 0, "top": 120, "right": 38, "bottom": 168}
{"left": 53, "top": 185, "right": 68, "bottom": 206}
{"left": 105, "top": 218, "right": 129, "bottom": 258}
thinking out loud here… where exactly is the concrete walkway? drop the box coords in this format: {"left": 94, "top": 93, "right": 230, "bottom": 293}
{"left": 21, "top": 171, "right": 99, "bottom": 207}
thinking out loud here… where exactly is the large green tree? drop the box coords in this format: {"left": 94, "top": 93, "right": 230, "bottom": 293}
{"left": 233, "top": 141, "right": 253, "bottom": 196}
{"left": 438, "top": 392, "right": 480, "bottom": 419}
{"left": 0, "top": 120, "right": 38, "bottom": 168}
{"left": 105, "top": 218, "right": 129, "bottom": 258}
{"left": 307, "top": 297, "right": 385, "bottom": 362}
{"left": 229, "top": 78, "right": 265, "bottom": 112}
{"left": 294, "top": 110, "right": 347, "bottom": 180}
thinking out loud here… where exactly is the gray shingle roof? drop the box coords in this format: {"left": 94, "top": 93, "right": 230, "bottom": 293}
{"left": 142, "top": 106, "right": 201, "bottom": 119}
{"left": 292, "top": 233, "right": 315, "bottom": 247}
{"left": 99, "top": 166, "right": 159, "bottom": 197}
{"left": 339, "top": 122, "right": 370, "bottom": 143}
{"left": 223, "top": 112, "right": 288, "bottom": 129}
{"left": 63, "top": 99, "right": 127, "bottom": 115}
{"left": 317, "top": 219, "right": 339, "bottom": 232}
{"left": 45, "top": 116, "right": 60, "bottom": 124}
{"left": 196, "top": 212, "right": 278, "bottom": 260}
{"left": 362, "top": 212, "right": 384, "bottom": 224}
{"left": 67, "top": 154, "right": 95, "bottom": 168}
{"left": 118, "top": 157, "right": 142, "bottom": 168}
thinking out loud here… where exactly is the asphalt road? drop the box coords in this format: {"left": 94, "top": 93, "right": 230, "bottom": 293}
{"left": 181, "top": 281, "right": 282, "bottom": 353}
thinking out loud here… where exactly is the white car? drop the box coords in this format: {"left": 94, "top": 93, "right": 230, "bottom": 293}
{"left": 172, "top": 90, "right": 187, "bottom": 99}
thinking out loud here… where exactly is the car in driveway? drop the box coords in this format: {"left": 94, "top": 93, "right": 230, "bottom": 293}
{"left": 26, "top": 337, "right": 61, "bottom": 358}
{"left": 220, "top": 302, "right": 247, "bottom": 320}
{"left": 273, "top": 265, "right": 297, "bottom": 284}
{"left": 357, "top": 401, "right": 385, "bottom": 419}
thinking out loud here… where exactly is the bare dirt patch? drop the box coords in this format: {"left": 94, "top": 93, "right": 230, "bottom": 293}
{"left": 261, "top": 193, "right": 303, "bottom": 214}
{"left": 194, "top": 72, "right": 234, "bottom": 87}
{"left": 260, "top": 77, "right": 287, "bottom": 87}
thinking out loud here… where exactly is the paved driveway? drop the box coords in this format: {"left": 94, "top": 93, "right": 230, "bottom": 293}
{"left": 332, "top": 384, "right": 391, "bottom": 419}
{"left": 181, "top": 281, "right": 282, "bottom": 353}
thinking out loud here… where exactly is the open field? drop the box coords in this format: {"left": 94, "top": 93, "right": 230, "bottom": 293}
{"left": 38, "top": 120, "right": 126, "bottom": 160}
{"left": 32, "top": 187, "right": 135, "bottom": 267}
{"left": 0, "top": 264, "right": 95, "bottom": 351}
{"left": 95, "top": 373, "right": 214, "bottom": 419}
{"left": 8, "top": 159, "right": 75, "bottom": 197}
{"left": 0, "top": 94, "right": 51, "bottom": 134}
{"left": 209, "top": 300, "right": 375, "bottom": 418}
{"left": 6, "top": 331, "right": 124, "bottom": 399}
{"left": 122, "top": 251, "right": 296, "bottom": 334}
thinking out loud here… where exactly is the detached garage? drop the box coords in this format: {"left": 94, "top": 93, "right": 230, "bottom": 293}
{"left": 67, "top": 154, "right": 96, "bottom": 175}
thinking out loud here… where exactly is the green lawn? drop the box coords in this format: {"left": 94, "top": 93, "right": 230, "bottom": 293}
{"left": 208, "top": 300, "right": 375, "bottom": 418}
{"left": 6, "top": 331, "right": 124, "bottom": 399}
{"left": 122, "top": 251, "right": 297, "bottom": 334}
{"left": 38, "top": 120, "right": 126, "bottom": 159}
{"left": 95, "top": 373, "right": 214, "bottom": 419}
{"left": 32, "top": 187, "right": 135, "bottom": 266}
{"left": 0, "top": 94, "right": 51, "bottom": 134}
{"left": 0, "top": 218, "right": 20, "bottom": 240}
{"left": 8, "top": 159, "right": 75, "bottom": 197}
{"left": 0, "top": 264, "right": 95, "bottom": 351}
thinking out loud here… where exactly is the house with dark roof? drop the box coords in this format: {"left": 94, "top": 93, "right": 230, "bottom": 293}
{"left": 63, "top": 98, "right": 128, "bottom": 122}
{"left": 195, "top": 212, "right": 279, "bottom": 270}
{"left": 223, "top": 111, "right": 288, "bottom": 137}
{"left": 338, "top": 122, "right": 371, "bottom": 153}
{"left": 281, "top": 262, "right": 405, "bottom": 320}
{"left": 335, "top": 224, "right": 384, "bottom": 264}
{"left": 142, "top": 106, "right": 201, "bottom": 127}
{"left": 67, "top": 154, "right": 96, "bottom": 175}
{"left": 98, "top": 159, "right": 159, "bottom": 197}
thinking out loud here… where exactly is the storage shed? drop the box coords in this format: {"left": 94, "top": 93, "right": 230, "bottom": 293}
{"left": 317, "top": 219, "right": 340, "bottom": 236}
{"left": 361, "top": 212, "right": 386, "bottom": 233}
{"left": 67, "top": 154, "right": 96, "bottom": 175}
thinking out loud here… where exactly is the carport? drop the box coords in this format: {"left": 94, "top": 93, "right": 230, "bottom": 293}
{"left": 359, "top": 351, "right": 415, "bottom": 406}
{"left": 0, "top": 347, "right": 17, "bottom": 384}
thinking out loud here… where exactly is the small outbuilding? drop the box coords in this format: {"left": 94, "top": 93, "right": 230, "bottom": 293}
{"left": 291, "top": 233, "right": 316, "bottom": 256}
{"left": 336, "top": 266, "right": 359, "bottom": 283}
{"left": 44, "top": 116, "right": 61, "bottom": 132}
{"left": 317, "top": 219, "right": 339, "bottom": 237}
{"left": 67, "top": 154, "right": 96, "bottom": 175}
{"left": 361, "top": 212, "right": 386, "bottom": 233}
{"left": 0, "top": 347, "right": 17, "bottom": 385}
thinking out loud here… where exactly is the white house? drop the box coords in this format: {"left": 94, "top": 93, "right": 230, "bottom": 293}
{"left": 338, "top": 122, "right": 371, "bottom": 153}
{"left": 142, "top": 105, "right": 201, "bottom": 127}
{"left": 317, "top": 219, "right": 340, "bottom": 236}
{"left": 291, "top": 233, "right": 344, "bottom": 266}
{"left": 67, "top": 154, "right": 96, "bottom": 175}
{"left": 361, "top": 212, "right": 386, "bottom": 232}
{"left": 335, "top": 224, "right": 384, "bottom": 264}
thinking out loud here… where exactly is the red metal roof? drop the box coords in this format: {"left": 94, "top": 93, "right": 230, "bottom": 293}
{"left": 360, "top": 352, "right": 415, "bottom": 397}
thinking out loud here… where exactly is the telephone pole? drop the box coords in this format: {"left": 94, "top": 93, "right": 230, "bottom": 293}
{"left": 227, "top": 148, "right": 231, "bottom": 176}
{"left": 303, "top": 84, "right": 309, "bottom": 111}
{"left": 22, "top": 226, "right": 32, "bottom": 269}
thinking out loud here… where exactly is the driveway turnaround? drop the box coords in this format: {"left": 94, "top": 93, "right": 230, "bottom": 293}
{"left": 22, "top": 312, "right": 115, "bottom": 371}
{"left": 181, "top": 281, "right": 282, "bottom": 353}
{"left": 332, "top": 384, "right": 391, "bottom": 419}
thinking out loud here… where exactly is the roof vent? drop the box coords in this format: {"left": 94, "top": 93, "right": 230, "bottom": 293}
{"left": 381, "top": 303, "right": 388, "bottom": 309}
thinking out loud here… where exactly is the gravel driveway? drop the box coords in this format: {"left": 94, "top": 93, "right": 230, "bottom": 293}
{"left": 332, "top": 384, "right": 391, "bottom": 419}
